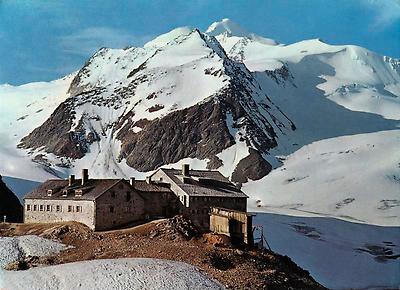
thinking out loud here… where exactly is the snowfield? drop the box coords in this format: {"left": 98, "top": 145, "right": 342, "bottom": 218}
{"left": 254, "top": 212, "right": 400, "bottom": 290}
{"left": 245, "top": 130, "right": 400, "bottom": 226}
{"left": 0, "top": 75, "right": 75, "bottom": 181}
{"left": 0, "top": 235, "right": 69, "bottom": 268}
{"left": 0, "top": 258, "right": 225, "bottom": 290}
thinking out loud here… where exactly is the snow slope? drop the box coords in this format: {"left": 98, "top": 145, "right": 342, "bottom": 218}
{"left": 0, "top": 258, "right": 225, "bottom": 290}
{"left": 212, "top": 20, "right": 400, "bottom": 122}
{"left": 68, "top": 29, "right": 230, "bottom": 125}
{"left": 254, "top": 212, "right": 400, "bottom": 290}
{"left": 244, "top": 130, "right": 400, "bottom": 226}
{"left": 0, "top": 75, "right": 75, "bottom": 181}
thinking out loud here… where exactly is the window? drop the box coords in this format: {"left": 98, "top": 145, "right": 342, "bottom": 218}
{"left": 159, "top": 177, "right": 163, "bottom": 181}
{"left": 110, "top": 206, "right": 114, "bottom": 213}
{"left": 46, "top": 205, "right": 51, "bottom": 211}
{"left": 39, "top": 205, "right": 44, "bottom": 211}
{"left": 126, "top": 191, "right": 131, "bottom": 202}
{"left": 110, "top": 191, "right": 116, "bottom": 198}
{"left": 56, "top": 205, "right": 61, "bottom": 212}
{"left": 27, "top": 205, "right": 31, "bottom": 211}
{"left": 33, "top": 205, "right": 37, "bottom": 211}
{"left": 76, "top": 206, "right": 82, "bottom": 212}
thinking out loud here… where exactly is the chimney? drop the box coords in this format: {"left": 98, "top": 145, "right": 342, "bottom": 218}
{"left": 182, "top": 164, "right": 190, "bottom": 176}
{"left": 82, "top": 169, "right": 89, "bottom": 185}
{"left": 130, "top": 177, "right": 135, "bottom": 187}
{"left": 68, "top": 175, "right": 75, "bottom": 186}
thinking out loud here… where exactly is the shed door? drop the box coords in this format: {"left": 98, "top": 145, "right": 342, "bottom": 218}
{"left": 229, "top": 219, "right": 244, "bottom": 244}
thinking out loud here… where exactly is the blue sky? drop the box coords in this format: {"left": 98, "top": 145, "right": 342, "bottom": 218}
{"left": 1, "top": 0, "right": 399, "bottom": 85}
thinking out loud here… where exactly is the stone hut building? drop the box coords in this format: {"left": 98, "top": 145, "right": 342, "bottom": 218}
{"left": 24, "top": 169, "right": 147, "bottom": 230}
{"left": 24, "top": 165, "right": 251, "bottom": 240}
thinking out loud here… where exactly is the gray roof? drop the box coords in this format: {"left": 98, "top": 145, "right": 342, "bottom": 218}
{"left": 158, "top": 168, "right": 248, "bottom": 198}
{"left": 133, "top": 180, "right": 172, "bottom": 193}
{"left": 25, "top": 168, "right": 247, "bottom": 201}
{"left": 25, "top": 179, "right": 125, "bottom": 201}
{"left": 25, "top": 178, "right": 173, "bottom": 201}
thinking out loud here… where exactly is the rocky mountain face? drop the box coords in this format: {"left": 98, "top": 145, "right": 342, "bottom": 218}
{"left": 19, "top": 28, "right": 295, "bottom": 182}
{"left": 0, "top": 175, "right": 23, "bottom": 222}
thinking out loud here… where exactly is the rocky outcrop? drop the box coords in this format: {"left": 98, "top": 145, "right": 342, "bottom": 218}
{"left": 115, "top": 78, "right": 285, "bottom": 173}
{"left": 18, "top": 99, "right": 99, "bottom": 160}
{"left": 231, "top": 148, "right": 272, "bottom": 183}
{"left": 117, "top": 100, "right": 235, "bottom": 171}
{"left": 0, "top": 175, "right": 23, "bottom": 222}
{"left": 18, "top": 100, "right": 85, "bottom": 158}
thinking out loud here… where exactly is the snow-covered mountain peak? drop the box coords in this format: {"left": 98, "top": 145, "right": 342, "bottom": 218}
{"left": 206, "top": 18, "right": 278, "bottom": 47}
{"left": 67, "top": 28, "right": 230, "bottom": 100}
{"left": 144, "top": 26, "right": 193, "bottom": 49}
{"left": 206, "top": 18, "right": 251, "bottom": 37}
{"left": 14, "top": 24, "right": 297, "bottom": 180}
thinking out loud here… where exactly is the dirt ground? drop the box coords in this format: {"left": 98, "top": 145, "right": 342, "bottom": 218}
{"left": 0, "top": 218, "right": 326, "bottom": 290}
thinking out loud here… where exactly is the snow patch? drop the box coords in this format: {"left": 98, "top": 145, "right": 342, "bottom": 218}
{"left": 0, "top": 235, "right": 69, "bottom": 269}
{"left": 0, "top": 258, "right": 225, "bottom": 290}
